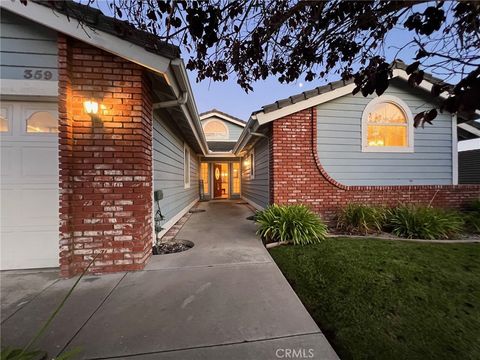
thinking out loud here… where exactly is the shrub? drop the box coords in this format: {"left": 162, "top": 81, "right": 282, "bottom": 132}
{"left": 464, "top": 199, "right": 480, "bottom": 234}
{"left": 336, "top": 204, "right": 386, "bottom": 235}
{"left": 386, "top": 206, "right": 464, "bottom": 240}
{"left": 256, "top": 204, "right": 328, "bottom": 245}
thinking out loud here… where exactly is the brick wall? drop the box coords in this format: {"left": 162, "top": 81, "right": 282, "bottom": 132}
{"left": 58, "top": 35, "right": 153, "bottom": 277}
{"left": 270, "top": 107, "right": 480, "bottom": 222}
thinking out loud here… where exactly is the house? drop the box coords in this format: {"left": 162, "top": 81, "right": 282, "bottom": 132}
{"left": 0, "top": 1, "right": 211, "bottom": 276}
{"left": 235, "top": 61, "right": 480, "bottom": 220}
{"left": 1, "top": 1, "right": 478, "bottom": 277}
{"left": 198, "top": 109, "right": 245, "bottom": 200}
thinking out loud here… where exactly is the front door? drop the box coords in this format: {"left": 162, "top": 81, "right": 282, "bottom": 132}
{"left": 214, "top": 163, "right": 222, "bottom": 198}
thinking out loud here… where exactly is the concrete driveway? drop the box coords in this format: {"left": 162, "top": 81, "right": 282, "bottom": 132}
{"left": 1, "top": 201, "right": 337, "bottom": 359}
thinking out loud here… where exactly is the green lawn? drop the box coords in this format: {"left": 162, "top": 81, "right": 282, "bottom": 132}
{"left": 270, "top": 238, "right": 480, "bottom": 360}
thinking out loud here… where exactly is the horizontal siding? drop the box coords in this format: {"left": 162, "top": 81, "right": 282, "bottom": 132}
{"left": 153, "top": 115, "right": 199, "bottom": 223}
{"left": 242, "top": 138, "right": 269, "bottom": 208}
{"left": 0, "top": 10, "right": 58, "bottom": 81}
{"left": 459, "top": 149, "right": 480, "bottom": 184}
{"left": 317, "top": 80, "right": 453, "bottom": 186}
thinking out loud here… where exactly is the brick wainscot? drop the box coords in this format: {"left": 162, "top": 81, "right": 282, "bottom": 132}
{"left": 58, "top": 35, "right": 153, "bottom": 277}
{"left": 269, "top": 107, "right": 480, "bottom": 222}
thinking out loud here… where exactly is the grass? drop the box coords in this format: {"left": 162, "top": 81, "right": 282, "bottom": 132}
{"left": 270, "top": 238, "right": 480, "bottom": 360}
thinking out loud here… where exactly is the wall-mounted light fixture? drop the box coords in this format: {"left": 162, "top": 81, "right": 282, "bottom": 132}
{"left": 83, "top": 100, "right": 99, "bottom": 116}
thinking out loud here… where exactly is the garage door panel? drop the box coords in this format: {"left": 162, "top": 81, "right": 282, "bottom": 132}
{"left": 1, "top": 188, "right": 58, "bottom": 226}
{"left": 0, "top": 101, "right": 59, "bottom": 270}
{"left": 0, "top": 146, "right": 17, "bottom": 176}
{"left": 22, "top": 146, "right": 58, "bottom": 176}
{"left": 1, "top": 230, "right": 58, "bottom": 269}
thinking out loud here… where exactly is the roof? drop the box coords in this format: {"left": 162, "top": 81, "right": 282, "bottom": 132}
{"left": 36, "top": 0, "right": 180, "bottom": 60}
{"left": 255, "top": 60, "right": 448, "bottom": 115}
{"left": 206, "top": 141, "right": 236, "bottom": 152}
{"left": 199, "top": 109, "right": 246, "bottom": 127}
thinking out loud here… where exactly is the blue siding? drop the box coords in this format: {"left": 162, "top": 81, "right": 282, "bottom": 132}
{"left": 201, "top": 116, "right": 244, "bottom": 141}
{"left": 0, "top": 10, "right": 58, "bottom": 81}
{"left": 242, "top": 137, "right": 269, "bottom": 208}
{"left": 317, "top": 80, "right": 453, "bottom": 186}
{"left": 153, "top": 115, "right": 199, "bottom": 223}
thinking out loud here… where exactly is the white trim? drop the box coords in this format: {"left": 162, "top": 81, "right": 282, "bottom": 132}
{"left": 155, "top": 198, "right": 199, "bottom": 240}
{"left": 452, "top": 114, "right": 458, "bottom": 185}
{"left": 183, "top": 143, "right": 191, "bottom": 189}
{"left": 361, "top": 95, "right": 414, "bottom": 153}
{"left": 0, "top": 79, "right": 58, "bottom": 97}
{"left": 458, "top": 123, "right": 480, "bottom": 137}
{"left": 202, "top": 118, "right": 230, "bottom": 140}
{"left": 1, "top": 1, "right": 170, "bottom": 76}
{"left": 203, "top": 152, "right": 238, "bottom": 158}
{"left": 200, "top": 111, "right": 246, "bottom": 127}
{"left": 256, "top": 84, "right": 356, "bottom": 125}
{"left": 241, "top": 197, "right": 265, "bottom": 211}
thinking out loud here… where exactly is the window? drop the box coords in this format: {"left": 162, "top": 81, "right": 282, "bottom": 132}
{"left": 362, "top": 96, "right": 413, "bottom": 152}
{"left": 0, "top": 107, "right": 9, "bottom": 132}
{"left": 26, "top": 111, "right": 58, "bottom": 133}
{"left": 200, "top": 163, "right": 209, "bottom": 194}
{"left": 249, "top": 151, "right": 255, "bottom": 179}
{"left": 184, "top": 144, "right": 191, "bottom": 188}
{"left": 232, "top": 162, "right": 240, "bottom": 194}
{"left": 203, "top": 120, "right": 229, "bottom": 140}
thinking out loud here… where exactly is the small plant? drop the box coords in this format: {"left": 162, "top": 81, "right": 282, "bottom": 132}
{"left": 336, "top": 204, "right": 386, "bottom": 235}
{"left": 256, "top": 204, "right": 328, "bottom": 245}
{"left": 386, "top": 206, "right": 464, "bottom": 240}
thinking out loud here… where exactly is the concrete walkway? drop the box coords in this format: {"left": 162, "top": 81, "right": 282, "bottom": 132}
{"left": 1, "top": 201, "right": 337, "bottom": 359}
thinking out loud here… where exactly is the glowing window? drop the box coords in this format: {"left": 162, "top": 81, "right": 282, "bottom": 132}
{"left": 0, "top": 108, "right": 9, "bottom": 132}
{"left": 232, "top": 162, "right": 240, "bottom": 194}
{"left": 203, "top": 120, "right": 229, "bottom": 140}
{"left": 26, "top": 111, "right": 58, "bottom": 133}
{"left": 362, "top": 96, "right": 413, "bottom": 152}
{"left": 200, "top": 163, "right": 209, "bottom": 194}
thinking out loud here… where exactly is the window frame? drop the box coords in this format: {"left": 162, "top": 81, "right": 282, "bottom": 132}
{"left": 361, "top": 95, "right": 414, "bottom": 153}
{"left": 202, "top": 119, "right": 229, "bottom": 140}
{"left": 23, "top": 105, "right": 59, "bottom": 135}
{"left": 0, "top": 104, "right": 12, "bottom": 134}
{"left": 249, "top": 150, "right": 255, "bottom": 180}
{"left": 184, "top": 143, "right": 191, "bottom": 189}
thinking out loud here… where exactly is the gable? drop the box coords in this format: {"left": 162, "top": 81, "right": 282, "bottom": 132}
{"left": 201, "top": 115, "right": 244, "bottom": 142}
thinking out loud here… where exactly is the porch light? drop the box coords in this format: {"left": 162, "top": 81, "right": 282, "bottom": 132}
{"left": 83, "top": 100, "right": 99, "bottom": 115}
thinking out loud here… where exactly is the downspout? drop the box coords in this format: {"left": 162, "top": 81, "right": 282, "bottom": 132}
{"left": 152, "top": 91, "right": 188, "bottom": 109}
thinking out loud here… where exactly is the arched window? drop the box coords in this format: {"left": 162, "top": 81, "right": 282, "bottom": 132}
{"left": 26, "top": 111, "right": 58, "bottom": 133}
{"left": 362, "top": 95, "right": 413, "bottom": 152}
{"left": 203, "top": 120, "right": 229, "bottom": 140}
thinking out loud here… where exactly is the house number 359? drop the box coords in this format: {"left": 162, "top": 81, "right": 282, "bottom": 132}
{"left": 23, "top": 69, "right": 53, "bottom": 80}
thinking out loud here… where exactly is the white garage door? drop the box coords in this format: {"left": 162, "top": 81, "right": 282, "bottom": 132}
{"left": 1, "top": 101, "right": 59, "bottom": 269}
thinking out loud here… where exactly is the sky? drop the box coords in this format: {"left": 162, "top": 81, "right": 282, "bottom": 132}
{"left": 90, "top": 0, "right": 478, "bottom": 150}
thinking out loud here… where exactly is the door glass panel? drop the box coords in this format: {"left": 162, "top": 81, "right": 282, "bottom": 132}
{"left": 26, "top": 111, "right": 58, "bottom": 133}
{"left": 232, "top": 162, "right": 240, "bottom": 194}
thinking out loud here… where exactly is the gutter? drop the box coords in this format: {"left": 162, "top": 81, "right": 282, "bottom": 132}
{"left": 162, "top": 59, "right": 209, "bottom": 155}
{"left": 233, "top": 114, "right": 259, "bottom": 155}
{"left": 153, "top": 91, "right": 188, "bottom": 109}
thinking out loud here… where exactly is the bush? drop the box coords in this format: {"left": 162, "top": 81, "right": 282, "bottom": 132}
{"left": 464, "top": 199, "right": 480, "bottom": 234}
{"left": 256, "top": 204, "right": 328, "bottom": 245}
{"left": 336, "top": 204, "right": 386, "bottom": 235}
{"left": 386, "top": 206, "right": 464, "bottom": 240}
